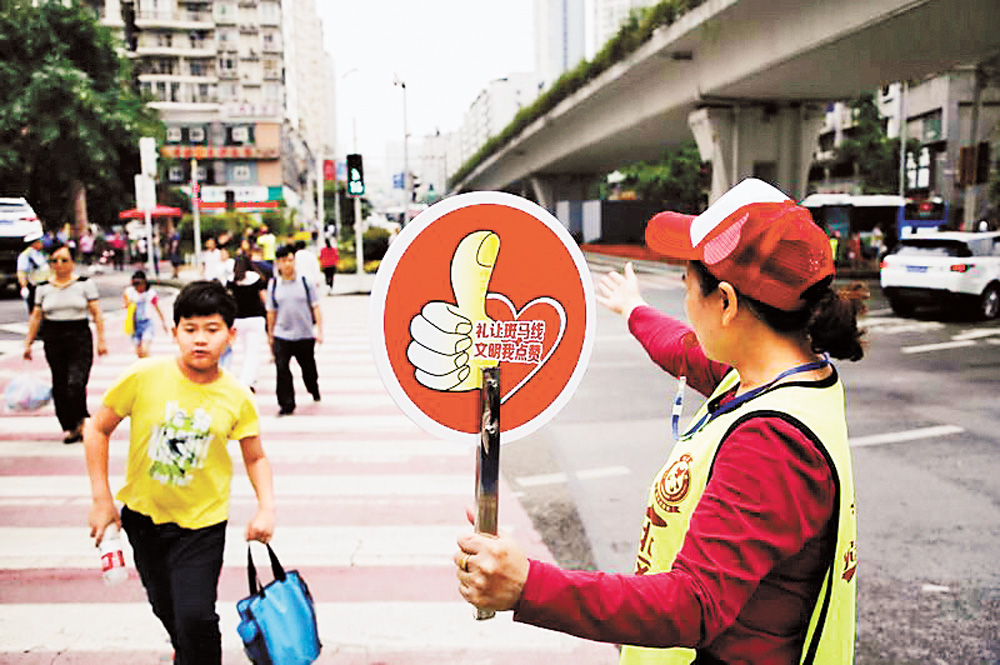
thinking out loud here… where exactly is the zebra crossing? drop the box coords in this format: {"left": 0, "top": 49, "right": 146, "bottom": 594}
{"left": 0, "top": 290, "right": 618, "bottom": 664}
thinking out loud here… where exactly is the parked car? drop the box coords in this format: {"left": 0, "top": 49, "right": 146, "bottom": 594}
{"left": 880, "top": 230, "right": 1000, "bottom": 320}
{"left": 0, "top": 197, "right": 43, "bottom": 292}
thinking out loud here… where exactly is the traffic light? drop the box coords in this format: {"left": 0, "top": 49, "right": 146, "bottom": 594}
{"left": 347, "top": 153, "right": 365, "bottom": 196}
{"left": 411, "top": 173, "right": 420, "bottom": 201}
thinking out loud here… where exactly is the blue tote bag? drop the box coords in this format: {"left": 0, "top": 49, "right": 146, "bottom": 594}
{"left": 237, "top": 544, "right": 321, "bottom": 665}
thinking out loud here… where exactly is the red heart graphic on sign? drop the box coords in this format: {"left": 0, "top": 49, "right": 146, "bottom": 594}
{"left": 484, "top": 294, "right": 567, "bottom": 403}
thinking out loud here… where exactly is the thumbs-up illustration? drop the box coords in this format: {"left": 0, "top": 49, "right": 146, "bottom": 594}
{"left": 407, "top": 231, "right": 500, "bottom": 391}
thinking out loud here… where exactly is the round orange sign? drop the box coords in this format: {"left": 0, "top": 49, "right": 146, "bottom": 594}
{"left": 370, "top": 192, "right": 595, "bottom": 444}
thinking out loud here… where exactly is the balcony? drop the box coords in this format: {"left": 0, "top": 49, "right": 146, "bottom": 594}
{"left": 135, "top": 10, "right": 213, "bottom": 30}
{"left": 135, "top": 44, "right": 216, "bottom": 59}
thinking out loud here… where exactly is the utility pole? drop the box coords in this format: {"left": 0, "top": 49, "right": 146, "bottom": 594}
{"left": 394, "top": 76, "right": 410, "bottom": 225}
{"left": 191, "top": 157, "right": 202, "bottom": 271}
{"left": 897, "top": 82, "right": 907, "bottom": 198}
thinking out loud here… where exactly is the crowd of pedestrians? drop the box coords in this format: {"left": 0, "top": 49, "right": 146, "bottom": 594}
{"left": 19, "top": 223, "right": 340, "bottom": 442}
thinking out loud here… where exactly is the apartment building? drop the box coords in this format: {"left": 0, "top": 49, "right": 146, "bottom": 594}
{"left": 534, "top": 0, "right": 585, "bottom": 90}
{"left": 88, "top": 0, "right": 330, "bottom": 218}
{"left": 811, "top": 71, "right": 1000, "bottom": 224}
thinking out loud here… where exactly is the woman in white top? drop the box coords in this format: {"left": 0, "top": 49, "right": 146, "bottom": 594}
{"left": 23, "top": 243, "right": 108, "bottom": 443}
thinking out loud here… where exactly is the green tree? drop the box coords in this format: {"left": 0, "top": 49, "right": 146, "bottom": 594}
{"left": 606, "top": 141, "right": 708, "bottom": 212}
{"left": 822, "top": 92, "right": 922, "bottom": 195}
{"left": 0, "top": 1, "right": 163, "bottom": 231}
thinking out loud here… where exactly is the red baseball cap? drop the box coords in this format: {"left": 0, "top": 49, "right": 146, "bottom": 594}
{"left": 645, "top": 178, "right": 834, "bottom": 312}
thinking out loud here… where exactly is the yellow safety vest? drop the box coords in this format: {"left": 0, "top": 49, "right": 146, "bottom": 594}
{"left": 620, "top": 369, "right": 857, "bottom": 665}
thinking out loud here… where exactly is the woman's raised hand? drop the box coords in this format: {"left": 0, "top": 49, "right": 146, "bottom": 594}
{"left": 596, "top": 262, "right": 647, "bottom": 319}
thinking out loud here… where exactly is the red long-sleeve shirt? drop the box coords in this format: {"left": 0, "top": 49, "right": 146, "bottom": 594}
{"left": 514, "top": 306, "right": 836, "bottom": 664}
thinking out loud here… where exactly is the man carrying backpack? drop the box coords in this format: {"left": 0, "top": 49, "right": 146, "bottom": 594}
{"left": 266, "top": 244, "right": 323, "bottom": 417}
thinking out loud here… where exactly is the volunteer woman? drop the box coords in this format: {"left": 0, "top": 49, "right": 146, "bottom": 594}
{"left": 455, "top": 179, "right": 866, "bottom": 664}
{"left": 23, "top": 242, "right": 108, "bottom": 443}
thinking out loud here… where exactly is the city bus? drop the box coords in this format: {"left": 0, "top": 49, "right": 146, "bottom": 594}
{"left": 800, "top": 193, "right": 950, "bottom": 258}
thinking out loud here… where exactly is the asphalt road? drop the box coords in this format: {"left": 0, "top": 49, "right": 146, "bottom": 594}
{"left": 2, "top": 260, "right": 997, "bottom": 661}
{"left": 505, "top": 257, "right": 1000, "bottom": 664}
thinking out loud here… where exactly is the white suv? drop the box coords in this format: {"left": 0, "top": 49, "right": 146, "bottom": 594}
{"left": 880, "top": 231, "right": 1000, "bottom": 320}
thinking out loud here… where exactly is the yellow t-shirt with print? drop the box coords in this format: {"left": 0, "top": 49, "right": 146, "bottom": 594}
{"left": 104, "top": 356, "right": 259, "bottom": 529}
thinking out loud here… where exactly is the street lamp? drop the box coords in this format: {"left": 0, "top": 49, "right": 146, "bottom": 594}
{"left": 394, "top": 75, "right": 410, "bottom": 225}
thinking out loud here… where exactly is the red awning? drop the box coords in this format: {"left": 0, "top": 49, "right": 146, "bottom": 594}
{"left": 118, "top": 205, "right": 184, "bottom": 219}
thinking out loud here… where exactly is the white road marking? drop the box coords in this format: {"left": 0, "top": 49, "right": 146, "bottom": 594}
{"left": 0, "top": 602, "right": 595, "bottom": 654}
{"left": 0, "top": 474, "right": 472, "bottom": 499}
{"left": 901, "top": 340, "right": 977, "bottom": 354}
{"left": 576, "top": 466, "right": 630, "bottom": 481}
{"left": 871, "top": 321, "right": 946, "bottom": 335}
{"left": 951, "top": 327, "right": 1000, "bottom": 341}
{"left": 516, "top": 472, "right": 568, "bottom": 487}
{"left": 0, "top": 438, "right": 472, "bottom": 459}
{"left": 516, "top": 465, "right": 631, "bottom": 488}
{"left": 851, "top": 425, "right": 965, "bottom": 448}
{"left": 0, "top": 524, "right": 508, "bottom": 569}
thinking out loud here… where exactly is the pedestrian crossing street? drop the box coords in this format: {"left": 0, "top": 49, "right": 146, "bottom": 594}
{"left": 0, "top": 293, "right": 619, "bottom": 664}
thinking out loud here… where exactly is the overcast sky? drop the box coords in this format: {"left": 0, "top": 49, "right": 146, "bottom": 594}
{"left": 318, "top": 1, "right": 537, "bottom": 167}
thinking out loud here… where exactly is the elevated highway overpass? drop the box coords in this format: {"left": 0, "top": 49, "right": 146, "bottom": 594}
{"left": 454, "top": 0, "right": 1000, "bottom": 207}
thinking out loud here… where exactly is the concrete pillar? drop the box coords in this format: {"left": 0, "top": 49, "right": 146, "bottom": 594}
{"left": 779, "top": 103, "right": 826, "bottom": 201}
{"left": 528, "top": 174, "right": 591, "bottom": 214}
{"left": 689, "top": 103, "right": 824, "bottom": 202}
{"left": 529, "top": 176, "right": 556, "bottom": 212}
{"left": 688, "top": 107, "right": 735, "bottom": 203}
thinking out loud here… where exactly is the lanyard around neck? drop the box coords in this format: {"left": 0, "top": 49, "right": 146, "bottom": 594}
{"left": 671, "top": 357, "right": 830, "bottom": 443}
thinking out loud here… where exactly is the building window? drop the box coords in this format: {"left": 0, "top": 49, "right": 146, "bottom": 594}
{"left": 233, "top": 164, "right": 252, "bottom": 181}
{"left": 168, "top": 166, "right": 185, "bottom": 182}
{"left": 263, "top": 82, "right": 281, "bottom": 102}
{"left": 216, "top": 1, "right": 234, "bottom": 21}
{"left": 231, "top": 126, "right": 249, "bottom": 143}
{"left": 906, "top": 146, "right": 932, "bottom": 190}
{"left": 260, "top": 1, "right": 280, "bottom": 23}
{"left": 166, "top": 127, "right": 183, "bottom": 143}
{"left": 188, "top": 126, "right": 206, "bottom": 143}
{"left": 220, "top": 82, "right": 239, "bottom": 101}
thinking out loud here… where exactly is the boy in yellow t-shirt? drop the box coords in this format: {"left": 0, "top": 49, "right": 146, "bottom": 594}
{"left": 83, "top": 280, "right": 276, "bottom": 664}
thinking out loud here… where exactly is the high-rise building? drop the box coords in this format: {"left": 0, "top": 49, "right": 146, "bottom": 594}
{"left": 534, "top": 0, "right": 585, "bottom": 90}
{"left": 591, "top": 0, "right": 657, "bottom": 57}
{"left": 87, "top": 0, "right": 331, "bottom": 219}
{"left": 282, "top": 0, "right": 336, "bottom": 223}
{"left": 458, "top": 73, "right": 541, "bottom": 166}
